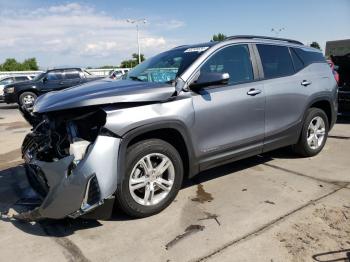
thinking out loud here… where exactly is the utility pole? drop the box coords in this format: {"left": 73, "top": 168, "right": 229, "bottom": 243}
{"left": 126, "top": 18, "right": 147, "bottom": 64}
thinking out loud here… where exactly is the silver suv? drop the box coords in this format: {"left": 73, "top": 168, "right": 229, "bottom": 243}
{"left": 18, "top": 35, "right": 337, "bottom": 221}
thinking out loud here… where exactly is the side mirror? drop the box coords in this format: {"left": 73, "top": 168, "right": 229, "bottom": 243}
{"left": 42, "top": 77, "right": 48, "bottom": 83}
{"left": 190, "top": 72, "right": 230, "bottom": 90}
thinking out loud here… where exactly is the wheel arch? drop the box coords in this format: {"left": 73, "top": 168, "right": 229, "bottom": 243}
{"left": 307, "top": 97, "right": 335, "bottom": 129}
{"left": 116, "top": 121, "right": 199, "bottom": 186}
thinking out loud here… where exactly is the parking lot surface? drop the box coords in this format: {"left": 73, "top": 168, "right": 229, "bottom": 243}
{"left": 1, "top": 103, "right": 350, "bottom": 262}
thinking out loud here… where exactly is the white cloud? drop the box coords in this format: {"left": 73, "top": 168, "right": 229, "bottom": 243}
{"left": 0, "top": 3, "right": 183, "bottom": 67}
{"left": 154, "top": 19, "right": 185, "bottom": 30}
{"left": 141, "top": 37, "right": 167, "bottom": 47}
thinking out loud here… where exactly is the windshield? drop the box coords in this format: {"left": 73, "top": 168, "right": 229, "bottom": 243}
{"left": 32, "top": 73, "right": 46, "bottom": 81}
{"left": 126, "top": 47, "right": 207, "bottom": 84}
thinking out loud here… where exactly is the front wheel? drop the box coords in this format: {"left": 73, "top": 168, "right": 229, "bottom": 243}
{"left": 116, "top": 139, "right": 184, "bottom": 218}
{"left": 19, "top": 92, "right": 37, "bottom": 107}
{"left": 293, "top": 108, "right": 329, "bottom": 157}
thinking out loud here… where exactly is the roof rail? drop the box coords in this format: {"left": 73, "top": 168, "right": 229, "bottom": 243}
{"left": 225, "top": 35, "right": 303, "bottom": 45}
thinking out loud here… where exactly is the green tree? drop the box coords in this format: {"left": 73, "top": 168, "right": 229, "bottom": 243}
{"left": 0, "top": 57, "right": 39, "bottom": 71}
{"left": 22, "top": 58, "right": 39, "bottom": 70}
{"left": 120, "top": 53, "right": 146, "bottom": 68}
{"left": 98, "top": 65, "right": 118, "bottom": 69}
{"left": 131, "top": 53, "right": 145, "bottom": 63}
{"left": 211, "top": 33, "right": 227, "bottom": 42}
{"left": 1, "top": 58, "right": 21, "bottom": 71}
{"left": 310, "top": 41, "right": 321, "bottom": 50}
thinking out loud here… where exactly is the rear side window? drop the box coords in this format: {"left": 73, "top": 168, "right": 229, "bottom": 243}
{"left": 47, "top": 71, "right": 63, "bottom": 80}
{"left": 257, "top": 44, "right": 294, "bottom": 79}
{"left": 64, "top": 69, "right": 81, "bottom": 79}
{"left": 201, "top": 44, "right": 254, "bottom": 85}
{"left": 292, "top": 48, "right": 325, "bottom": 66}
{"left": 290, "top": 48, "right": 304, "bottom": 72}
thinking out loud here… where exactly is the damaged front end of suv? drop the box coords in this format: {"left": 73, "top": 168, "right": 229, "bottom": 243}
{"left": 16, "top": 78, "right": 179, "bottom": 221}
{"left": 19, "top": 107, "right": 118, "bottom": 220}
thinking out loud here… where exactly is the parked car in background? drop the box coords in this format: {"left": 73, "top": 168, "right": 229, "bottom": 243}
{"left": 0, "top": 75, "right": 34, "bottom": 102}
{"left": 16, "top": 36, "right": 337, "bottom": 221}
{"left": 331, "top": 54, "right": 350, "bottom": 114}
{"left": 109, "top": 68, "right": 129, "bottom": 80}
{"left": 3, "top": 68, "right": 102, "bottom": 107}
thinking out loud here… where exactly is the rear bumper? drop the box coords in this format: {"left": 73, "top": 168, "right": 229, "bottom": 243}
{"left": 18, "top": 134, "right": 121, "bottom": 220}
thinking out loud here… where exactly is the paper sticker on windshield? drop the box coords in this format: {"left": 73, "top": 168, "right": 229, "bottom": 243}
{"left": 184, "top": 47, "right": 209, "bottom": 53}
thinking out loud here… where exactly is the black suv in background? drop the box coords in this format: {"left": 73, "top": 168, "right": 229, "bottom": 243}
{"left": 3, "top": 68, "right": 102, "bottom": 107}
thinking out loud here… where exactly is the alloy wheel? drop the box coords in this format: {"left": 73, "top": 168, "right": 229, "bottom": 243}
{"left": 307, "top": 116, "right": 326, "bottom": 150}
{"left": 22, "top": 94, "right": 35, "bottom": 106}
{"left": 129, "top": 153, "right": 175, "bottom": 206}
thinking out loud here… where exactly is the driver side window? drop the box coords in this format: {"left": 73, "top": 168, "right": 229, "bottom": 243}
{"left": 201, "top": 45, "right": 254, "bottom": 85}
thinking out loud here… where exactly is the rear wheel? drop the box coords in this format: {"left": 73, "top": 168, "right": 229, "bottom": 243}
{"left": 19, "top": 92, "right": 37, "bottom": 107}
{"left": 293, "top": 108, "right": 329, "bottom": 157}
{"left": 116, "top": 139, "right": 183, "bottom": 218}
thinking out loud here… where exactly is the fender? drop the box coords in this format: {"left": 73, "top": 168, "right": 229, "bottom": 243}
{"left": 115, "top": 120, "right": 199, "bottom": 187}
{"left": 303, "top": 94, "right": 337, "bottom": 130}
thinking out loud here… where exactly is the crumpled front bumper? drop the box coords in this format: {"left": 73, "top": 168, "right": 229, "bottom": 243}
{"left": 19, "top": 135, "right": 121, "bottom": 220}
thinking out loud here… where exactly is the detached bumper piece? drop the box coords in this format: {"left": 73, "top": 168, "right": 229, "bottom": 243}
{"left": 16, "top": 135, "right": 121, "bottom": 221}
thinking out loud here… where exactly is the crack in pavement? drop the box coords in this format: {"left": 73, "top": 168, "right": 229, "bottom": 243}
{"left": 194, "top": 185, "right": 349, "bottom": 261}
{"left": 262, "top": 162, "right": 349, "bottom": 187}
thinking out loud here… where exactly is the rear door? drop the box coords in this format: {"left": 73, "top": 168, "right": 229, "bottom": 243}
{"left": 63, "top": 69, "right": 82, "bottom": 87}
{"left": 255, "top": 44, "right": 308, "bottom": 151}
{"left": 191, "top": 44, "right": 265, "bottom": 169}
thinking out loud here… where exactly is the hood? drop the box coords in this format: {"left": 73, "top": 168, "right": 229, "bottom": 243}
{"left": 34, "top": 79, "right": 176, "bottom": 113}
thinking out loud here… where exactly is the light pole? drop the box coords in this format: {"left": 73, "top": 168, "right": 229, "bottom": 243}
{"left": 126, "top": 18, "right": 147, "bottom": 64}
{"left": 271, "top": 27, "right": 285, "bottom": 37}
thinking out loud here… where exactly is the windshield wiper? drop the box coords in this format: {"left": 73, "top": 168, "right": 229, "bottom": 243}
{"left": 128, "top": 76, "right": 144, "bottom": 82}
{"left": 165, "top": 79, "right": 175, "bottom": 85}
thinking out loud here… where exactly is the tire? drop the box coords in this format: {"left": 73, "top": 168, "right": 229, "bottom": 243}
{"left": 116, "top": 139, "right": 184, "bottom": 218}
{"left": 19, "top": 92, "right": 37, "bottom": 107}
{"left": 293, "top": 108, "right": 329, "bottom": 157}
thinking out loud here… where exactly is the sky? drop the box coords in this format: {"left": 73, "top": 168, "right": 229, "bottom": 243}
{"left": 0, "top": 0, "right": 349, "bottom": 69}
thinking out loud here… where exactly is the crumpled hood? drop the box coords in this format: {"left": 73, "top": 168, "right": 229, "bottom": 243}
{"left": 34, "top": 79, "right": 176, "bottom": 113}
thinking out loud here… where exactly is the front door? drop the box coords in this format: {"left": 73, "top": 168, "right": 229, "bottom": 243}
{"left": 43, "top": 70, "right": 65, "bottom": 91}
{"left": 190, "top": 44, "right": 265, "bottom": 170}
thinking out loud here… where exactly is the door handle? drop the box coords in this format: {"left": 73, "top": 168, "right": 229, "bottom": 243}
{"left": 301, "top": 80, "right": 312, "bottom": 86}
{"left": 247, "top": 88, "right": 262, "bottom": 96}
